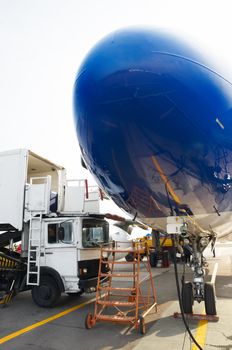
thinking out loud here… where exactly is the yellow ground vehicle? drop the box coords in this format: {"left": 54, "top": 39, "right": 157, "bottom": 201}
{"left": 159, "top": 236, "right": 173, "bottom": 248}
{"left": 131, "top": 233, "right": 173, "bottom": 266}
{"left": 125, "top": 235, "right": 152, "bottom": 261}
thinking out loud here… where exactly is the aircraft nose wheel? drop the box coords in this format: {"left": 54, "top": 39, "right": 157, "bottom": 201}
{"left": 204, "top": 282, "right": 217, "bottom": 315}
{"left": 181, "top": 281, "right": 193, "bottom": 314}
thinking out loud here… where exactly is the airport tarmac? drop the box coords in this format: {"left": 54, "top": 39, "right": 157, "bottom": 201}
{"left": 0, "top": 242, "right": 231, "bottom": 350}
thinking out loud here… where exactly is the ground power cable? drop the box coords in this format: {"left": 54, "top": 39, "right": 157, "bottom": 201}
{"left": 181, "top": 328, "right": 188, "bottom": 350}
{"left": 172, "top": 237, "right": 203, "bottom": 350}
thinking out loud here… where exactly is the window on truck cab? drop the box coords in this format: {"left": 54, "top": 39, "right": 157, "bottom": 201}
{"left": 47, "top": 222, "right": 73, "bottom": 244}
{"left": 82, "top": 219, "right": 109, "bottom": 248}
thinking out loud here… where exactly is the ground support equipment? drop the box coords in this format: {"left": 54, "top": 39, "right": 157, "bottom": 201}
{"left": 85, "top": 242, "right": 157, "bottom": 334}
{"left": 0, "top": 251, "right": 26, "bottom": 306}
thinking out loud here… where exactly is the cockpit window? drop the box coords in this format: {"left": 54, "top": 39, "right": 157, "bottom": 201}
{"left": 82, "top": 219, "right": 109, "bottom": 247}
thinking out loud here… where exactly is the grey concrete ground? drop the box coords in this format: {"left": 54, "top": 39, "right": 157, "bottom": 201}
{"left": 0, "top": 243, "right": 231, "bottom": 350}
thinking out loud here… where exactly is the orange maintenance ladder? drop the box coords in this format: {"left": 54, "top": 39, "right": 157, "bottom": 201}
{"left": 85, "top": 242, "right": 157, "bottom": 334}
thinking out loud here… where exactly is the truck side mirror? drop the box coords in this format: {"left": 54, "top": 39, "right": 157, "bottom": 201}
{"left": 58, "top": 227, "right": 65, "bottom": 241}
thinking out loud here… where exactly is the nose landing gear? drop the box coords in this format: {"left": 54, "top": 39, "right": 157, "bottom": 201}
{"left": 166, "top": 216, "right": 217, "bottom": 316}
{"left": 181, "top": 246, "right": 217, "bottom": 316}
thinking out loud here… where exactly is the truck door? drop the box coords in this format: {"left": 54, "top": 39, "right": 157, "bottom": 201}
{"left": 44, "top": 221, "right": 77, "bottom": 280}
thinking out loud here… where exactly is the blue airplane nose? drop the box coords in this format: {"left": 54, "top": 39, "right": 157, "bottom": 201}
{"left": 73, "top": 28, "right": 232, "bottom": 220}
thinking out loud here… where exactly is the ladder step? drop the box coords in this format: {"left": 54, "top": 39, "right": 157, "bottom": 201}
{"left": 100, "top": 273, "right": 138, "bottom": 278}
{"left": 101, "top": 248, "right": 144, "bottom": 253}
{"left": 97, "top": 300, "right": 135, "bottom": 306}
{"left": 27, "top": 213, "right": 42, "bottom": 287}
{"left": 96, "top": 315, "right": 135, "bottom": 323}
{"left": 102, "top": 261, "right": 138, "bottom": 265}
{"left": 99, "top": 286, "right": 136, "bottom": 292}
{"left": 27, "top": 282, "right": 39, "bottom": 286}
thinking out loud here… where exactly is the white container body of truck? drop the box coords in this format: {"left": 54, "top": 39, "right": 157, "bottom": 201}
{"left": 0, "top": 149, "right": 65, "bottom": 230}
{"left": 0, "top": 149, "right": 28, "bottom": 231}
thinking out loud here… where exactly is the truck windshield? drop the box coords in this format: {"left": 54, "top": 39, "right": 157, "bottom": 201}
{"left": 82, "top": 219, "right": 109, "bottom": 247}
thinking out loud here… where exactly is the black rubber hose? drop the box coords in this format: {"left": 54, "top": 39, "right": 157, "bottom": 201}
{"left": 172, "top": 237, "right": 203, "bottom": 350}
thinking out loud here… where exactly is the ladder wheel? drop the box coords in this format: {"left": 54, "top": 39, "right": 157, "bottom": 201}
{"left": 85, "top": 313, "right": 94, "bottom": 329}
{"left": 204, "top": 282, "right": 217, "bottom": 315}
{"left": 181, "top": 281, "right": 193, "bottom": 314}
{"left": 139, "top": 316, "right": 146, "bottom": 335}
{"left": 31, "top": 275, "right": 61, "bottom": 308}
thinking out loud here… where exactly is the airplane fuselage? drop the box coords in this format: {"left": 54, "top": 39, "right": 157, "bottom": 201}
{"left": 73, "top": 28, "right": 232, "bottom": 238}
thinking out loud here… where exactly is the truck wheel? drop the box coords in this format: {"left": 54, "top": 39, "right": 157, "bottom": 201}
{"left": 31, "top": 275, "right": 61, "bottom": 307}
{"left": 204, "top": 282, "right": 217, "bottom": 315}
{"left": 181, "top": 281, "right": 193, "bottom": 314}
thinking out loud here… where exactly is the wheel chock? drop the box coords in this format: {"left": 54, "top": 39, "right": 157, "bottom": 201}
{"left": 173, "top": 312, "right": 219, "bottom": 322}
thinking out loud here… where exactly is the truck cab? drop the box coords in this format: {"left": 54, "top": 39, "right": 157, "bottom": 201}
{"left": 30, "top": 216, "right": 109, "bottom": 307}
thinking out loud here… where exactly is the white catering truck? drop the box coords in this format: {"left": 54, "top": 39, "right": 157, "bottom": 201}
{"left": 0, "top": 149, "right": 110, "bottom": 307}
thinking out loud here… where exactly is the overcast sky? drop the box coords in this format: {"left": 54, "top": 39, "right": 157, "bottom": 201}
{"left": 1, "top": 0, "right": 232, "bottom": 215}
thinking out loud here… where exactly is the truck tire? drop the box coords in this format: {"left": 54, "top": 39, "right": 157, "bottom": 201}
{"left": 31, "top": 275, "right": 61, "bottom": 307}
{"left": 181, "top": 281, "right": 193, "bottom": 314}
{"left": 204, "top": 282, "right": 217, "bottom": 315}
